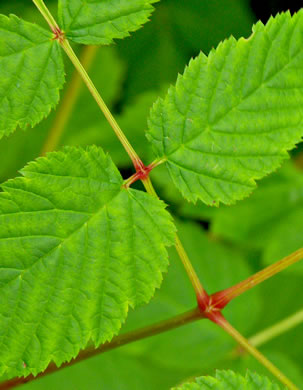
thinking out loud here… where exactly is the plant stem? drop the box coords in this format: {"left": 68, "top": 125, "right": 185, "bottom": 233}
{"left": 33, "top": 0, "right": 143, "bottom": 168}
{"left": 142, "top": 177, "right": 209, "bottom": 303}
{"left": 59, "top": 39, "right": 142, "bottom": 168}
{"left": 218, "top": 317, "right": 299, "bottom": 390}
{"left": 33, "top": 0, "right": 207, "bottom": 304}
{"left": 32, "top": 0, "right": 59, "bottom": 32}
{"left": 41, "top": 45, "right": 99, "bottom": 155}
{"left": 248, "top": 308, "right": 303, "bottom": 349}
{"left": 211, "top": 248, "right": 303, "bottom": 309}
{"left": 0, "top": 308, "right": 202, "bottom": 390}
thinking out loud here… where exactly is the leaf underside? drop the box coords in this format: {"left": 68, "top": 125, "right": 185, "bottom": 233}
{"left": 147, "top": 11, "right": 303, "bottom": 206}
{"left": 0, "top": 14, "right": 65, "bottom": 138}
{"left": 0, "top": 146, "right": 175, "bottom": 377}
{"left": 173, "top": 370, "right": 281, "bottom": 389}
{"left": 58, "top": 0, "right": 159, "bottom": 45}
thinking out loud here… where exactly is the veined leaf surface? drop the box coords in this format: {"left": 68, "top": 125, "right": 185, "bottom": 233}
{"left": 147, "top": 11, "right": 303, "bottom": 205}
{"left": 172, "top": 370, "right": 280, "bottom": 389}
{"left": 0, "top": 14, "right": 65, "bottom": 138}
{"left": 0, "top": 146, "right": 175, "bottom": 377}
{"left": 58, "top": 0, "right": 159, "bottom": 45}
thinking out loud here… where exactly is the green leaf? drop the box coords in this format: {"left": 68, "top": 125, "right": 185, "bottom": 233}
{"left": 13, "top": 221, "right": 262, "bottom": 390}
{"left": 147, "top": 11, "right": 303, "bottom": 205}
{"left": 0, "top": 146, "right": 175, "bottom": 377}
{"left": 58, "top": 0, "right": 159, "bottom": 45}
{"left": 0, "top": 45, "right": 125, "bottom": 183}
{"left": 0, "top": 14, "right": 65, "bottom": 138}
{"left": 227, "top": 349, "right": 303, "bottom": 389}
{"left": 172, "top": 370, "right": 281, "bottom": 389}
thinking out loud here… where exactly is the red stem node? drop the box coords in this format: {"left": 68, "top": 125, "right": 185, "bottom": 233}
{"left": 52, "top": 26, "right": 65, "bottom": 43}
{"left": 197, "top": 293, "right": 225, "bottom": 325}
{"left": 124, "top": 161, "right": 158, "bottom": 188}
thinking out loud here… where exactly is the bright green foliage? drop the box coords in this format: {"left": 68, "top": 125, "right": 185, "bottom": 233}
{"left": 19, "top": 221, "right": 262, "bottom": 390}
{"left": 0, "top": 146, "right": 175, "bottom": 377}
{"left": 0, "top": 14, "right": 65, "bottom": 138}
{"left": 147, "top": 11, "right": 303, "bottom": 205}
{"left": 172, "top": 370, "right": 280, "bottom": 389}
{"left": 0, "top": 45, "right": 125, "bottom": 182}
{"left": 58, "top": 0, "right": 159, "bottom": 45}
{"left": 212, "top": 162, "right": 303, "bottom": 271}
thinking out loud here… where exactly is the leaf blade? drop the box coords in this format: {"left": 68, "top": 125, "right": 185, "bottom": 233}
{"left": 147, "top": 11, "right": 303, "bottom": 205}
{"left": 0, "top": 14, "right": 65, "bottom": 138}
{"left": 0, "top": 146, "right": 175, "bottom": 377}
{"left": 172, "top": 370, "right": 281, "bottom": 389}
{"left": 58, "top": 0, "right": 159, "bottom": 45}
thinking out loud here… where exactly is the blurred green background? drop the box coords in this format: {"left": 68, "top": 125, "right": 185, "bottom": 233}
{"left": 0, "top": 0, "right": 302, "bottom": 389}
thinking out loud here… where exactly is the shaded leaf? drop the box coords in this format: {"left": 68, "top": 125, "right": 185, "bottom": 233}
{"left": 212, "top": 162, "right": 303, "bottom": 272}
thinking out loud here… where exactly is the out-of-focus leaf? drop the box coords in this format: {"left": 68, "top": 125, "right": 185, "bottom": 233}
{"left": 212, "top": 162, "right": 303, "bottom": 272}
{"left": 119, "top": 0, "right": 254, "bottom": 100}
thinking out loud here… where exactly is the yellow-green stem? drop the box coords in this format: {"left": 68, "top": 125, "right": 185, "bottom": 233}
{"left": 32, "top": 0, "right": 59, "bottom": 31}
{"left": 249, "top": 308, "right": 303, "bottom": 348}
{"left": 218, "top": 318, "right": 299, "bottom": 390}
{"left": 59, "top": 39, "right": 142, "bottom": 167}
{"left": 213, "top": 248, "right": 303, "bottom": 308}
{"left": 33, "top": 0, "right": 142, "bottom": 168}
{"left": 142, "top": 177, "right": 208, "bottom": 301}
{"left": 41, "top": 45, "right": 99, "bottom": 155}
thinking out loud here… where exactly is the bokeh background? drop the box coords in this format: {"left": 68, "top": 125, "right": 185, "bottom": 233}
{"left": 0, "top": 1, "right": 302, "bottom": 389}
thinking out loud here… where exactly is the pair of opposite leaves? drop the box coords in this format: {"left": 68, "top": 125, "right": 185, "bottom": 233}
{"left": 0, "top": 0, "right": 303, "bottom": 378}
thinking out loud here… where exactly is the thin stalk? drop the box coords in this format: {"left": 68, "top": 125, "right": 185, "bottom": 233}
{"left": 0, "top": 308, "right": 201, "bottom": 390}
{"left": 33, "top": 0, "right": 207, "bottom": 304}
{"left": 218, "top": 317, "right": 299, "bottom": 390}
{"left": 32, "top": 0, "right": 59, "bottom": 32}
{"left": 248, "top": 308, "right": 303, "bottom": 348}
{"left": 59, "top": 39, "right": 142, "bottom": 168}
{"left": 33, "top": 0, "right": 142, "bottom": 168}
{"left": 142, "top": 177, "right": 209, "bottom": 303}
{"left": 40, "top": 45, "right": 99, "bottom": 155}
{"left": 212, "top": 248, "right": 303, "bottom": 309}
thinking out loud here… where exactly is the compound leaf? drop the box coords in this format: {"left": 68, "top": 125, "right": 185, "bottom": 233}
{"left": 172, "top": 370, "right": 280, "bottom": 389}
{"left": 58, "top": 0, "right": 159, "bottom": 45}
{"left": 0, "top": 146, "right": 175, "bottom": 377}
{"left": 0, "top": 14, "right": 65, "bottom": 138}
{"left": 147, "top": 11, "right": 303, "bottom": 205}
